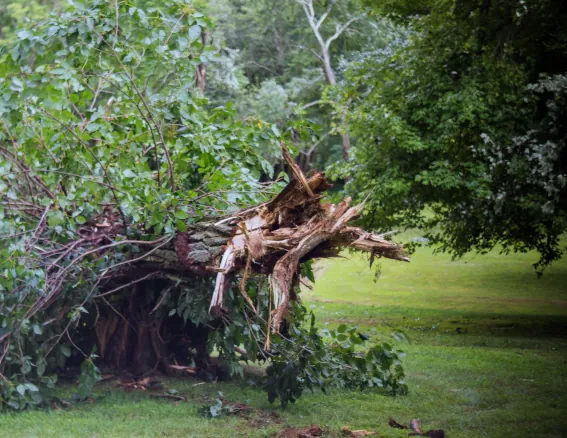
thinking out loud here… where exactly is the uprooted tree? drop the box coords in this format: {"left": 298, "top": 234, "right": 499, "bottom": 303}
{"left": 0, "top": 1, "right": 408, "bottom": 410}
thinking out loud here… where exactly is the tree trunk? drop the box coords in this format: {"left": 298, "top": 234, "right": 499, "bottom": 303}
{"left": 322, "top": 48, "right": 337, "bottom": 87}
{"left": 86, "top": 280, "right": 214, "bottom": 376}
{"left": 300, "top": 0, "right": 354, "bottom": 160}
{"left": 321, "top": 44, "right": 350, "bottom": 160}
{"left": 195, "top": 31, "right": 208, "bottom": 93}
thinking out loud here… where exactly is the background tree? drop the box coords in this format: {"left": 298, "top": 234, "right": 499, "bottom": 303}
{"left": 206, "top": 0, "right": 393, "bottom": 170}
{"left": 0, "top": 0, "right": 59, "bottom": 43}
{"left": 297, "top": 0, "right": 363, "bottom": 159}
{"left": 336, "top": 0, "right": 567, "bottom": 271}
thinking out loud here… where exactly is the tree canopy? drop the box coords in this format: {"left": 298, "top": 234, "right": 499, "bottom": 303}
{"left": 337, "top": 0, "right": 567, "bottom": 271}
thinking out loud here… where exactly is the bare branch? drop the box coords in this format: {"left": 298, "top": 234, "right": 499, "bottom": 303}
{"left": 96, "top": 272, "right": 160, "bottom": 298}
{"left": 113, "top": 0, "right": 119, "bottom": 47}
{"left": 301, "top": 100, "right": 322, "bottom": 109}
{"left": 25, "top": 204, "right": 51, "bottom": 252}
{"left": 15, "top": 169, "right": 125, "bottom": 193}
{"left": 299, "top": 0, "right": 326, "bottom": 48}
{"left": 303, "top": 131, "right": 330, "bottom": 156}
{"left": 165, "top": 13, "right": 186, "bottom": 44}
{"left": 280, "top": 141, "right": 314, "bottom": 197}
{"left": 316, "top": 4, "right": 333, "bottom": 30}
{"left": 325, "top": 17, "right": 360, "bottom": 49}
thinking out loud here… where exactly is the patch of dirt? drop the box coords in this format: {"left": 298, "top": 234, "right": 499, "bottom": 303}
{"left": 112, "top": 376, "right": 164, "bottom": 392}
{"left": 245, "top": 410, "right": 283, "bottom": 428}
{"left": 274, "top": 425, "right": 324, "bottom": 438}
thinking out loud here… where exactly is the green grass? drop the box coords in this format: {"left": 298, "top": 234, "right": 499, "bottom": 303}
{"left": 1, "top": 244, "right": 566, "bottom": 437}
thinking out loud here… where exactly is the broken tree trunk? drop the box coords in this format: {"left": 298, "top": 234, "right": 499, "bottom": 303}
{"left": 89, "top": 170, "right": 408, "bottom": 319}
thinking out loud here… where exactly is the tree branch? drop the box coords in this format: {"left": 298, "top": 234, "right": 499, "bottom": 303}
{"left": 325, "top": 17, "right": 360, "bottom": 49}
{"left": 301, "top": 100, "right": 322, "bottom": 109}
{"left": 316, "top": 4, "right": 333, "bottom": 30}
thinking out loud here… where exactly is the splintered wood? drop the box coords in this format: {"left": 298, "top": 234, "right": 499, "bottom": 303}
{"left": 210, "top": 144, "right": 409, "bottom": 332}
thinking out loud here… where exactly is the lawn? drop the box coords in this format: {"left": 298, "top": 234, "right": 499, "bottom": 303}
{"left": 1, "top": 244, "right": 566, "bottom": 437}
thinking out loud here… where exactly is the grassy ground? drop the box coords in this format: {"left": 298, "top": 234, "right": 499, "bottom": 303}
{"left": 1, "top": 244, "right": 566, "bottom": 437}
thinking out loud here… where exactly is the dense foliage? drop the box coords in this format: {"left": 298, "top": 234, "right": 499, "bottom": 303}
{"left": 0, "top": 1, "right": 406, "bottom": 411}
{"left": 5, "top": 0, "right": 563, "bottom": 415}
{"left": 264, "top": 305, "right": 407, "bottom": 408}
{"left": 336, "top": 0, "right": 567, "bottom": 271}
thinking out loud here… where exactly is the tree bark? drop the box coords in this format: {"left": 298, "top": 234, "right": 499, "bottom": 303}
{"left": 195, "top": 31, "right": 208, "bottom": 92}
{"left": 322, "top": 48, "right": 337, "bottom": 86}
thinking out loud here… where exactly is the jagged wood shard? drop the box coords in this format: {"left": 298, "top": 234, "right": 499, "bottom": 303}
{"left": 203, "top": 169, "right": 409, "bottom": 332}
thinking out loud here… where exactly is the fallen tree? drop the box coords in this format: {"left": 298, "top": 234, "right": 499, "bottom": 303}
{"left": 5, "top": 153, "right": 408, "bottom": 374}
{"left": 0, "top": 1, "right": 408, "bottom": 410}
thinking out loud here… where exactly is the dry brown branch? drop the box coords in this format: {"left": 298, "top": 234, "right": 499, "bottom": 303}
{"left": 281, "top": 141, "right": 314, "bottom": 197}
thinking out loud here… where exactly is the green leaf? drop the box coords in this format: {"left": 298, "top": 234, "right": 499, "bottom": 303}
{"left": 174, "top": 210, "right": 188, "bottom": 220}
{"left": 25, "top": 383, "right": 39, "bottom": 392}
{"left": 7, "top": 399, "right": 20, "bottom": 410}
{"left": 188, "top": 25, "right": 201, "bottom": 41}
{"left": 31, "top": 392, "right": 43, "bottom": 404}
{"left": 17, "top": 30, "right": 33, "bottom": 40}
{"left": 270, "top": 124, "right": 281, "bottom": 138}
{"left": 60, "top": 344, "right": 71, "bottom": 358}
{"left": 75, "top": 216, "right": 87, "bottom": 225}
{"left": 10, "top": 77, "right": 23, "bottom": 92}
{"left": 176, "top": 220, "right": 188, "bottom": 232}
{"left": 37, "top": 362, "right": 46, "bottom": 377}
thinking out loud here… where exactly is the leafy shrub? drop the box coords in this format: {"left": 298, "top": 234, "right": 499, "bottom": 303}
{"left": 264, "top": 307, "right": 407, "bottom": 408}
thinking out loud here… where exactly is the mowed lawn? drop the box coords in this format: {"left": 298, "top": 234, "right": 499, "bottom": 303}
{"left": 1, "top": 244, "right": 566, "bottom": 437}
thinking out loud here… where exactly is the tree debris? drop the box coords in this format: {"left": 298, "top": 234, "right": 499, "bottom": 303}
{"left": 340, "top": 426, "right": 379, "bottom": 437}
{"left": 276, "top": 425, "right": 324, "bottom": 438}
{"left": 1, "top": 142, "right": 409, "bottom": 379}
{"left": 150, "top": 393, "right": 187, "bottom": 402}
{"left": 388, "top": 418, "right": 445, "bottom": 437}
